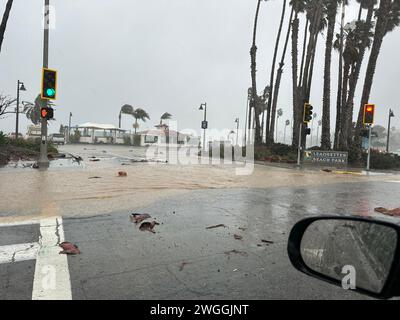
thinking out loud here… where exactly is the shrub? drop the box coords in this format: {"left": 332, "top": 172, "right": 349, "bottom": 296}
{"left": 365, "top": 151, "right": 400, "bottom": 170}
{"left": 123, "top": 135, "right": 131, "bottom": 145}
{"left": 0, "top": 131, "right": 9, "bottom": 146}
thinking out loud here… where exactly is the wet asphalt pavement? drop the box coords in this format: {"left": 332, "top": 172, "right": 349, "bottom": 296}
{"left": 2, "top": 179, "right": 400, "bottom": 300}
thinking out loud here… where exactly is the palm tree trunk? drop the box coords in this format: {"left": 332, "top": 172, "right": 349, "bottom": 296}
{"left": 358, "top": 2, "right": 363, "bottom": 21}
{"left": 298, "top": 19, "right": 309, "bottom": 88}
{"left": 291, "top": 14, "right": 300, "bottom": 148}
{"left": 339, "top": 60, "right": 350, "bottom": 149}
{"left": 134, "top": 118, "right": 138, "bottom": 134}
{"left": 306, "top": 32, "right": 319, "bottom": 100}
{"left": 250, "top": 0, "right": 262, "bottom": 145}
{"left": 321, "top": 1, "right": 338, "bottom": 150}
{"left": 267, "top": 0, "right": 287, "bottom": 144}
{"left": 271, "top": 7, "right": 294, "bottom": 144}
{"left": 334, "top": 1, "right": 345, "bottom": 150}
{"left": 302, "top": 0, "right": 322, "bottom": 102}
{"left": 354, "top": 0, "right": 392, "bottom": 159}
{"left": 0, "top": 0, "right": 13, "bottom": 54}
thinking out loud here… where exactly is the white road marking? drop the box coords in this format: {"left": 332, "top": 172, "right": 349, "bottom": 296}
{"left": 0, "top": 242, "right": 40, "bottom": 264}
{"left": 0, "top": 219, "right": 41, "bottom": 227}
{"left": 32, "top": 217, "right": 72, "bottom": 300}
{"left": 387, "top": 181, "right": 400, "bottom": 183}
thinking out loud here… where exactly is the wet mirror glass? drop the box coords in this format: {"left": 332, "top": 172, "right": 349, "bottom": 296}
{"left": 300, "top": 219, "right": 398, "bottom": 293}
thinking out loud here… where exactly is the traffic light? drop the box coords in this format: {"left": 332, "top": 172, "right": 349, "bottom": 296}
{"left": 303, "top": 103, "right": 313, "bottom": 124}
{"left": 40, "top": 107, "right": 54, "bottom": 120}
{"left": 363, "top": 104, "right": 375, "bottom": 125}
{"left": 41, "top": 68, "right": 57, "bottom": 100}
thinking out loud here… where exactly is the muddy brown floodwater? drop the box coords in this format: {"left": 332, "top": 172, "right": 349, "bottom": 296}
{"left": 0, "top": 145, "right": 398, "bottom": 224}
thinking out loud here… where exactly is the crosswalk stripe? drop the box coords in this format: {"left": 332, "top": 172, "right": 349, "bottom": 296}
{"left": 0, "top": 242, "right": 40, "bottom": 264}
{"left": 32, "top": 217, "right": 72, "bottom": 300}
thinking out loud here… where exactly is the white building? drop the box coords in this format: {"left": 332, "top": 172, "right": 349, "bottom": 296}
{"left": 76, "top": 123, "right": 126, "bottom": 144}
{"left": 137, "top": 124, "right": 200, "bottom": 147}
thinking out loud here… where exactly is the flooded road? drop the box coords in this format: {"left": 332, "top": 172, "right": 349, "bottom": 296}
{"left": 0, "top": 144, "right": 399, "bottom": 223}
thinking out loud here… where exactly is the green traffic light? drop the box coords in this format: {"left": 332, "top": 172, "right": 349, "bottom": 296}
{"left": 46, "top": 88, "right": 55, "bottom": 97}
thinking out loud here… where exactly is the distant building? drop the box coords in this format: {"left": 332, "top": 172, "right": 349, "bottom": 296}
{"left": 137, "top": 124, "right": 200, "bottom": 147}
{"left": 75, "top": 123, "right": 126, "bottom": 144}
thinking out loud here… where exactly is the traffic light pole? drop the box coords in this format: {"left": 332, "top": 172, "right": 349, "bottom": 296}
{"left": 38, "top": 0, "right": 50, "bottom": 169}
{"left": 367, "top": 125, "right": 372, "bottom": 172}
{"left": 297, "top": 123, "right": 302, "bottom": 167}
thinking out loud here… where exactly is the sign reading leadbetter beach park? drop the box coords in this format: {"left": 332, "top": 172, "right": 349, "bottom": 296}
{"left": 304, "top": 150, "right": 348, "bottom": 166}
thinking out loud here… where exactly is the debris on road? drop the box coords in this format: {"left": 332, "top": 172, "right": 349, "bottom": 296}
{"left": 139, "top": 221, "right": 160, "bottom": 233}
{"left": 233, "top": 269, "right": 238, "bottom": 272}
{"left": 224, "top": 249, "right": 248, "bottom": 258}
{"left": 69, "top": 154, "right": 83, "bottom": 163}
{"left": 89, "top": 176, "right": 101, "bottom": 179}
{"left": 179, "top": 261, "right": 191, "bottom": 271}
{"left": 59, "top": 242, "right": 81, "bottom": 255}
{"left": 375, "top": 207, "right": 400, "bottom": 217}
{"left": 234, "top": 234, "right": 243, "bottom": 241}
{"left": 322, "top": 169, "right": 332, "bottom": 173}
{"left": 206, "top": 224, "right": 227, "bottom": 230}
{"left": 130, "top": 213, "right": 151, "bottom": 224}
{"left": 118, "top": 171, "right": 127, "bottom": 177}
{"left": 89, "top": 158, "right": 100, "bottom": 162}
{"left": 238, "top": 227, "right": 247, "bottom": 231}
{"left": 261, "top": 239, "right": 274, "bottom": 245}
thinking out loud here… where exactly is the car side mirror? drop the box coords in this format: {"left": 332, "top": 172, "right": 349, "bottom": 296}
{"left": 287, "top": 216, "right": 400, "bottom": 299}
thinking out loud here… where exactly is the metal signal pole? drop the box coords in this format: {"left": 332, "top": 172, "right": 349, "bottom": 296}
{"left": 38, "top": 0, "right": 50, "bottom": 169}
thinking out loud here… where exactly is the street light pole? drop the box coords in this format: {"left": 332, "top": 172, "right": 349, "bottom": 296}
{"left": 367, "top": 124, "right": 372, "bottom": 172}
{"left": 199, "top": 103, "right": 207, "bottom": 152}
{"left": 38, "top": 0, "right": 50, "bottom": 168}
{"left": 244, "top": 89, "right": 251, "bottom": 147}
{"left": 68, "top": 112, "right": 72, "bottom": 143}
{"left": 387, "top": 109, "right": 395, "bottom": 153}
{"left": 235, "top": 118, "right": 239, "bottom": 146}
{"left": 316, "top": 120, "right": 322, "bottom": 147}
{"left": 15, "top": 80, "right": 26, "bottom": 139}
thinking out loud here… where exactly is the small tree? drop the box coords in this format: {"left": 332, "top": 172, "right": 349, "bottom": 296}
{"left": 70, "top": 128, "right": 81, "bottom": 143}
{"left": 0, "top": 94, "right": 16, "bottom": 118}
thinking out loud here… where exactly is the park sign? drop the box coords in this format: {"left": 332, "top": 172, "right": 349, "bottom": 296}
{"left": 304, "top": 150, "right": 348, "bottom": 166}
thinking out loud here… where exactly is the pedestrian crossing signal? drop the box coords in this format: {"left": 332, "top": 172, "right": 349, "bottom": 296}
{"left": 363, "top": 104, "right": 375, "bottom": 125}
{"left": 40, "top": 107, "right": 54, "bottom": 120}
{"left": 41, "top": 68, "right": 57, "bottom": 100}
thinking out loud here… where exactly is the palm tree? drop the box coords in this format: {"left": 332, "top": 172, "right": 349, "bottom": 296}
{"left": 301, "top": 0, "right": 325, "bottom": 102}
{"left": 333, "top": 1, "right": 347, "bottom": 149}
{"left": 160, "top": 112, "right": 172, "bottom": 125}
{"left": 290, "top": 0, "right": 307, "bottom": 147}
{"left": 300, "top": 0, "right": 325, "bottom": 149}
{"left": 321, "top": 0, "right": 340, "bottom": 150}
{"left": 266, "top": 0, "right": 287, "bottom": 144}
{"left": 250, "top": 0, "right": 265, "bottom": 145}
{"left": 354, "top": 0, "right": 400, "bottom": 157}
{"left": 342, "top": 1, "right": 376, "bottom": 149}
{"left": 132, "top": 108, "right": 150, "bottom": 134}
{"left": 0, "top": 0, "right": 13, "bottom": 54}
{"left": 119, "top": 104, "right": 134, "bottom": 128}
{"left": 270, "top": 6, "right": 294, "bottom": 144}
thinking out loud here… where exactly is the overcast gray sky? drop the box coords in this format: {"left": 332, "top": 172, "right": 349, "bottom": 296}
{"left": 0, "top": 0, "right": 399, "bottom": 140}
